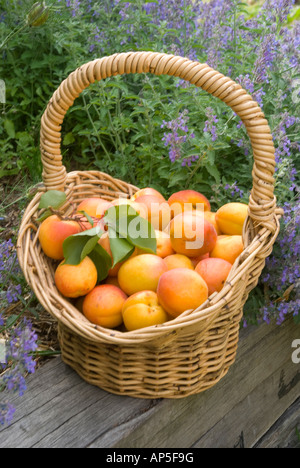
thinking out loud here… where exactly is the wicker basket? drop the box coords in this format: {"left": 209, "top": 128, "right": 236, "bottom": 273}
{"left": 17, "top": 52, "right": 282, "bottom": 399}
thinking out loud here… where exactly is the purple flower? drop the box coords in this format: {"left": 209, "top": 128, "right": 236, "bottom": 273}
{"left": 262, "top": 0, "right": 295, "bottom": 24}
{"left": 161, "top": 110, "right": 196, "bottom": 163}
{"left": 0, "top": 404, "right": 15, "bottom": 426}
{"left": 259, "top": 198, "right": 300, "bottom": 324}
{"left": 203, "top": 107, "right": 218, "bottom": 142}
{"left": 253, "top": 34, "right": 279, "bottom": 84}
{"left": 1, "top": 317, "right": 38, "bottom": 425}
{"left": 0, "top": 239, "right": 22, "bottom": 305}
{"left": 224, "top": 181, "right": 244, "bottom": 200}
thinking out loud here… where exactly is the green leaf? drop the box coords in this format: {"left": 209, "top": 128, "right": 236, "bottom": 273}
{"left": 63, "top": 236, "right": 91, "bottom": 265}
{"left": 127, "top": 216, "right": 157, "bottom": 254}
{"left": 0, "top": 168, "right": 19, "bottom": 178}
{"left": 88, "top": 244, "right": 112, "bottom": 282}
{"left": 104, "top": 204, "right": 157, "bottom": 254}
{"left": 80, "top": 236, "right": 100, "bottom": 261}
{"left": 108, "top": 226, "right": 135, "bottom": 267}
{"left": 205, "top": 164, "right": 221, "bottom": 184}
{"left": 71, "top": 226, "right": 103, "bottom": 238}
{"left": 36, "top": 209, "right": 52, "bottom": 223}
{"left": 5, "top": 314, "right": 19, "bottom": 329}
{"left": 63, "top": 132, "right": 76, "bottom": 146}
{"left": 104, "top": 204, "right": 139, "bottom": 232}
{"left": 39, "top": 191, "right": 67, "bottom": 210}
{"left": 4, "top": 120, "right": 15, "bottom": 139}
{"left": 62, "top": 224, "right": 104, "bottom": 264}
{"left": 207, "top": 150, "right": 215, "bottom": 166}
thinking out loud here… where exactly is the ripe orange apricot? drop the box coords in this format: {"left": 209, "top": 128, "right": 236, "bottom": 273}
{"left": 83, "top": 284, "right": 127, "bottom": 328}
{"left": 210, "top": 235, "right": 244, "bottom": 264}
{"left": 118, "top": 254, "right": 168, "bottom": 296}
{"left": 122, "top": 291, "right": 169, "bottom": 331}
{"left": 77, "top": 197, "right": 112, "bottom": 218}
{"left": 190, "top": 253, "right": 210, "bottom": 268}
{"left": 169, "top": 211, "right": 217, "bottom": 258}
{"left": 164, "top": 254, "right": 194, "bottom": 271}
{"left": 203, "top": 211, "right": 222, "bottom": 235}
{"left": 55, "top": 256, "right": 98, "bottom": 298}
{"left": 137, "top": 230, "right": 175, "bottom": 258}
{"left": 134, "top": 195, "right": 171, "bottom": 231}
{"left": 168, "top": 189, "right": 211, "bottom": 218}
{"left": 195, "top": 257, "right": 232, "bottom": 296}
{"left": 155, "top": 230, "right": 175, "bottom": 258}
{"left": 216, "top": 202, "right": 248, "bottom": 235}
{"left": 131, "top": 187, "right": 166, "bottom": 203}
{"left": 39, "top": 215, "right": 81, "bottom": 261}
{"left": 157, "top": 268, "right": 209, "bottom": 318}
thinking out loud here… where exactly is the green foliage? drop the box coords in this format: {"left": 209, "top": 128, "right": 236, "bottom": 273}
{"left": 60, "top": 203, "right": 157, "bottom": 281}
{"left": 0, "top": 0, "right": 299, "bottom": 204}
{"left": 0, "top": 0, "right": 299, "bottom": 326}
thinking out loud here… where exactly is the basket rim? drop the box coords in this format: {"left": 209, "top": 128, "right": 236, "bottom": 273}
{"left": 17, "top": 170, "right": 282, "bottom": 346}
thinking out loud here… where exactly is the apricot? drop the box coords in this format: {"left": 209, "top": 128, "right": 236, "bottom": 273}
{"left": 216, "top": 202, "right": 248, "bottom": 235}
{"left": 210, "top": 235, "right": 244, "bottom": 264}
{"left": 164, "top": 254, "right": 194, "bottom": 271}
{"left": 190, "top": 253, "right": 210, "bottom": 268}
{"left": 168, "top": 189, "right": 211, "bottom": 218}
{"left": 98, "top": 232, "right": 136, "bottom": 277}
{"left": 122, "top": 291, "right": 168, "bottom": 331}
{"left": 55, "top": 256, "right": 98, "bottom": 298}
{"left": 134, "top": 195, "right": 171, "bottom": 231}
{"left": 157, "top": 268, "right": 209, "bottom": 318}
{"left": 39, "top": 215, "right": 81, "bottom": 261}
{"left": 203, "top": 211, "right": 222, "bottom": 235}
{"left": 118, "top": 254, "right": 168, "bottom": 296}
{"left": 83, "top": 284, "right": 127, "bottom": 328}
{"left": 77, "top": 197, "right": 112, "bottom": 218}
{"left": 131, "top": 187, "right": 166, "bottom": 203}
{"left": 137, "top": 230, "right": 174, "bottom": 258}
{"left": 195, "top": 257, "right": 232, "bottom": 296}
{"left": 169, "top": 211, "right": 217, "bottom": 258}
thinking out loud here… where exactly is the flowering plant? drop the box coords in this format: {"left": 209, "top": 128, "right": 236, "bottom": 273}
{"left": 0, "top": 315, "right": 38, "bottom": 425}
{"left": 0, "top": 1, "right": 299, "bottom": 328}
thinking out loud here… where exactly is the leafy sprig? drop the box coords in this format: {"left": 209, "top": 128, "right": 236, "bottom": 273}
{"left": 38, "top": 191, "right": 157, "bottom": 283}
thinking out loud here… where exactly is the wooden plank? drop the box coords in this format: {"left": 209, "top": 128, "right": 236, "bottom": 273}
{"left": 0, "top": 358, "right": 159, "bottom": 448}
{"left": 0, "top": 316, "right": 299, "bottom": 448}
{"left": 254, "top": 397, "right": 300, "bottom": 448}
{"left": 192, "top": 365, "right": 300, "bottom": 447}
{"left": 102, "top": 316, "right": 300, "bottom": 449}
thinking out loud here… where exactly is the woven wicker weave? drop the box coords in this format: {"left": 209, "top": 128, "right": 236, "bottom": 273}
{"left": 17, "top": 52, "right": 282, "bottom": 398}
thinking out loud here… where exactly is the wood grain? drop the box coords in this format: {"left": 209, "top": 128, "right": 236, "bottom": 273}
{"left": 0, "top": 316, "right": 299, "bottom": 448}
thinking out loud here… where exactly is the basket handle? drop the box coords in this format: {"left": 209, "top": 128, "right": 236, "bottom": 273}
{"left": 40, "top": 51, "right": 277, "bottom": 232}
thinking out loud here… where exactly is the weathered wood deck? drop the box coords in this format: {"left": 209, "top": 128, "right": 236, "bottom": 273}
{"left": 1, "top": 316, "right": 300, "bottom": 448}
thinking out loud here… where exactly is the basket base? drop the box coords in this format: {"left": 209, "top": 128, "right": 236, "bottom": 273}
{"left": 58, "top": 322, "right": 238, "bottom": 399}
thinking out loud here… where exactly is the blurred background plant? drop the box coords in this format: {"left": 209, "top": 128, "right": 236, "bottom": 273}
{"left": 0, "top": 0, "right": 299, "bottom": 423}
